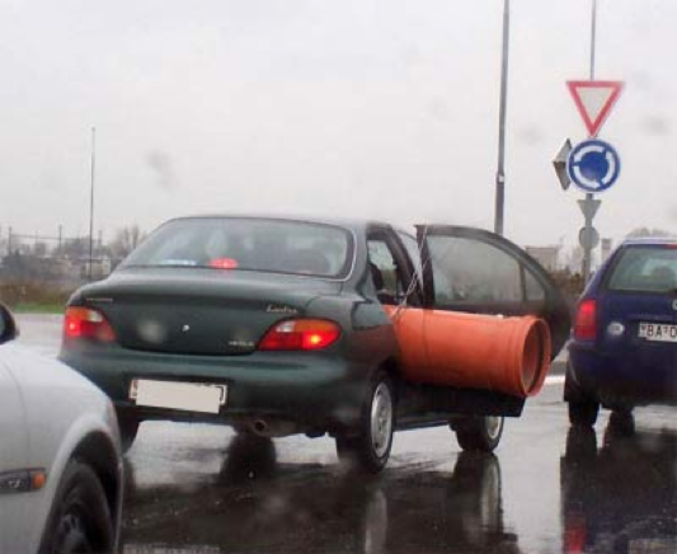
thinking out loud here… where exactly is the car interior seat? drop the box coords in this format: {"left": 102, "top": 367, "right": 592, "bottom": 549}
{"left": 287, "top": 248, "right": 331, "bottom": 275}
{"left": 649, "top": 265, "right": 676, "bottom": 290}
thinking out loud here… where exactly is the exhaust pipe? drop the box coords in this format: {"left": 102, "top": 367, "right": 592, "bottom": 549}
{"left": 249, "top": 418, "right": 299, "bottom": 438}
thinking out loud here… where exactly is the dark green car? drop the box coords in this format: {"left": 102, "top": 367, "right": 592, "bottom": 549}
{"left": 59, "top": 215, "right": 570, "bottom": 473}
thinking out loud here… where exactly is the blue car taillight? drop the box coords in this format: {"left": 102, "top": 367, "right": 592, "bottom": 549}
{"left": 574, "top": 299, "right": 597, "bottom": 341}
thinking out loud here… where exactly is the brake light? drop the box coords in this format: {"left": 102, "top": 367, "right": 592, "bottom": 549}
{"left": 574, "top": 299, "right": 597, "bottom": 341}
{"left": 64, "top": 307, "right": 116, "bottom": 343}
{"left": 209, "top": 258, "right": 239, "bottom": 269}
{"left": 258, "top": 319, "right": 341, "bottom": 351}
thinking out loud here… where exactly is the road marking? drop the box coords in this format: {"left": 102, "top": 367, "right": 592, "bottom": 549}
{"left": 544, "top": 375, "right": 565, "bottom": 386}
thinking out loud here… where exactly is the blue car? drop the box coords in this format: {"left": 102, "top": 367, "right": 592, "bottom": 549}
{"left": 565, "top": 238, "right": 677, "bottom": 425}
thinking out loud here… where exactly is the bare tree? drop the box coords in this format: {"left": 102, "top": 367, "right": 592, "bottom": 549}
{"left": 110, "top": 225, "right": 145, "bottom": 259}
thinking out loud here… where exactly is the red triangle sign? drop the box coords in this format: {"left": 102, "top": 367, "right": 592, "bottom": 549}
{"left": 567, "top": 80, "right": 624, "bottom": 137}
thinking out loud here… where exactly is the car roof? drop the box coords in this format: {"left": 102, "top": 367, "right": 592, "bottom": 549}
{"left": 162, "top": 213, "right": 393, "bottom": 233}
{"left": 620, "top": 237, "right": 677, "bottom": 247}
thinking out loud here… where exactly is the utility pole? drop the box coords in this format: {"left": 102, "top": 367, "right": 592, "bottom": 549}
{"left": 88, "top": 127, "right": 96, "bottom": 281}
{"left": 494, "top": 0, "right": 510, "bottom": 236}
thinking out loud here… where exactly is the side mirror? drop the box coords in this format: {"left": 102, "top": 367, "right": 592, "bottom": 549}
{"left": 0, "top": 303, "right": 19, "bottom": 344}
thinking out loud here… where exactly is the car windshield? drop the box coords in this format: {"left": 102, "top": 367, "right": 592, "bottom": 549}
{"left": 121, "top": 218, "right": 354, "bottom": 279}
{"left": 607, "top": 245, "right": 677, "bottom": 293}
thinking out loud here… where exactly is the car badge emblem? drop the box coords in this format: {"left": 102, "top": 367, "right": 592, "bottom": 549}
{"left": 182, "top": 324, "right": 191, "bottom": 332}
{"left": 266, "top": 304, "right": 298, "bottom": 315}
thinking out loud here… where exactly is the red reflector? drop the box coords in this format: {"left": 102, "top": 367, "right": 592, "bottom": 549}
{"left": 64, "top": 307, "right": 116, "bottom": 343}
{"left": 209, "top": 258, "right": 239, "bottom": 269}
{"left": 574, "top": 299, "right": 597, "bottom": 341}
{"left": 259, "top": 319, "right": 341, "bottom": 351}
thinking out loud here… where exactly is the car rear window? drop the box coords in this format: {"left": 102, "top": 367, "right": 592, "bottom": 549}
{"left": 607, "top": 245, "right": 677, "bottom": 293}
{"left": 121, "top": 218, "right": 354, "bottom": 279}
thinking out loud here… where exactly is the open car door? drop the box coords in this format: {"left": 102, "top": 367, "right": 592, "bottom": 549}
{"left": 416, "top": 225, "right": 571, "bottom": 359}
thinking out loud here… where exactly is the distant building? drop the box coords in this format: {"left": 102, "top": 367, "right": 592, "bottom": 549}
{"left": 525, "top": 245, "right": 560, "bottom": 272}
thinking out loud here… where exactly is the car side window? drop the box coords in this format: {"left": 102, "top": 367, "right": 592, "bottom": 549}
{"left": 427, "top": 235, "right": 523, "bottom": 304}
{"left": 367, "top": 236, "right": 407, "bottom": 305}
{"left": 525, "top": 270, "right": 546, "bottom": 301}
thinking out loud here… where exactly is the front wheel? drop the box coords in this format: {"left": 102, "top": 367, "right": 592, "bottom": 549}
{"left": 453, "top": 416, "right": 504, "bottom": 452}
{"left": 336, "top": 372, "right": 395, "bottom": 474}
{"left": 39, "top": 460, "right": 114, "bottom": 554}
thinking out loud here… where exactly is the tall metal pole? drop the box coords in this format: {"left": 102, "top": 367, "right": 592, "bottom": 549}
{"left": 582, "top": 0, "right": 597, "bottom": 283}
{"left": 88, "top": 127, "right": 96, "bottom": 281}
{"left": 590, "top": 0, "right": 597, "bottom": 81}
{"left": 494, "top": 0, "right": 510, "bottom": 236}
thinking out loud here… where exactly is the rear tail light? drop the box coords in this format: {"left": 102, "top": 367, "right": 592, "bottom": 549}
{"left": 64, "top": 307, "right": 116, "bottom": 343}
{"left": 574, "top": 299, "right": 597, "bottom": 341}
{"left": 258, "top": 319, "right": 341, "bottom": 351}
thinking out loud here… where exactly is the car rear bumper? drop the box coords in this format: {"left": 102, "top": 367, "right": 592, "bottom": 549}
{"left": 59, "top": 347, "right": 370, "bottom": 433}
{"left": 568, "top": 342, "right": 677, "bottom": 407}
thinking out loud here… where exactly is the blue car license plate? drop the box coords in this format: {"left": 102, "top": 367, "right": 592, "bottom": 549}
{"left": 638, "top": 322, "right": 677, "bottom": 343}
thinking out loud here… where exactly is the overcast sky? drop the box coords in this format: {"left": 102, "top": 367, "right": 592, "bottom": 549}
{"left": 1, "top": 0, "right": 675, "bottom": 252}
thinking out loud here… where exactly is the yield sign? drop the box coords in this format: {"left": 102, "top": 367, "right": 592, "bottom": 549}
{"left": 567, "top": 80, "right": 624, "bottom": 137}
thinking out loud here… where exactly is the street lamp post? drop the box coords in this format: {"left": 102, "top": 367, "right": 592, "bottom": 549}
{"left": 88, "top": 127, "right": 96, "bottom": 281}
{"left": 494, "top": 0, "right": 510, "bottom": 236}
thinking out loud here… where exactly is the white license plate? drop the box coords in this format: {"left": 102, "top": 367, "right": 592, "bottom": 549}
{"left": 129, "top": 379, "right": 227, "bottom": 414}
{"left": 638, "top": 322, "right": 677, "bottom": 343}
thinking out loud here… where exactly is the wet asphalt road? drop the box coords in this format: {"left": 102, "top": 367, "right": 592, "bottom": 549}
{"left": 16, "top": 314, "right": 677, "bottom": 554}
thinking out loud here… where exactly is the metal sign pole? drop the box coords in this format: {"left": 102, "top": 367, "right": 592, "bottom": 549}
{"left": 581, "top": 0, "right": 598, "bottom": 283}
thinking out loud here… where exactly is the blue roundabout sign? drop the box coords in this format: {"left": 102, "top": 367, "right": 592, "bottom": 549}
{"left": 566, "top": 139, "right": 621, "bottom": 193}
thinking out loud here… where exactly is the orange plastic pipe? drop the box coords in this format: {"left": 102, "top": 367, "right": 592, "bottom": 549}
{"left": 384, "top": 306, "right": 552, "bottom": 398}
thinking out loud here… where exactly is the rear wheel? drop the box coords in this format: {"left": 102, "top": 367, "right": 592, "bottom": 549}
{"left": 39, "top": 460, "right": 114, "bottom": 554}
{"left": 454, "top": 416, "right": 504, "bottom": 452}
{"left": 336, "top": 371, "right": 395, "bottom": 474}
{"left": 564, "top": 364, "right": 600, "bottom": 427}
{"left": 118, "top": 413, "right": 140, "bottom": 453}
{"left": 568, "top": 400, "right": 600, "bottom": 427}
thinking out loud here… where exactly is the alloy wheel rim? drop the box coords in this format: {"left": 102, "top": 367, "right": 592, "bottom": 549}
{"left": 485, "top": 416, "right": 503, "bottom": 441}
{"left": 370, "top": 382, "right": 393, "bottom": 458}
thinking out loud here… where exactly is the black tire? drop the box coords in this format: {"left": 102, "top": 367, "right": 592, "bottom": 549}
{"left": 568, "top": 400, "right": 600, "bottom": 427}
{"left": 454, "top": 416, "right": 504, "bottom": 453}
{"left": 564, "top": 363, "right": 600, "bottom": 427}
{"left": 39, "top": 460, "right": 114, "bottom": 554}
{"left": 335, "top": 371, "right": 395, "bottom": 474}
{"left": 118, "top": 413, "right": 140, "bottom": 453}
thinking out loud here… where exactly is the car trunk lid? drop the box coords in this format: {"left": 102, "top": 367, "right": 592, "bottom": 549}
{"left": 78, "top": 269, "right": 341, "bottom": 355}
{"left": 598, "top": 291, "right": 677, "bottom": 369}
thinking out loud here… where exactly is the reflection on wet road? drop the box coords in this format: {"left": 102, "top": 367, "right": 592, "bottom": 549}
{"left": 15, "top": 315, "right": 677, "bottom": 553}
{"left": 122, "top": 432, "right": 519, "bottom": 554}
{"left": 561, "top": 416, "right": 677, "bottom": 554}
